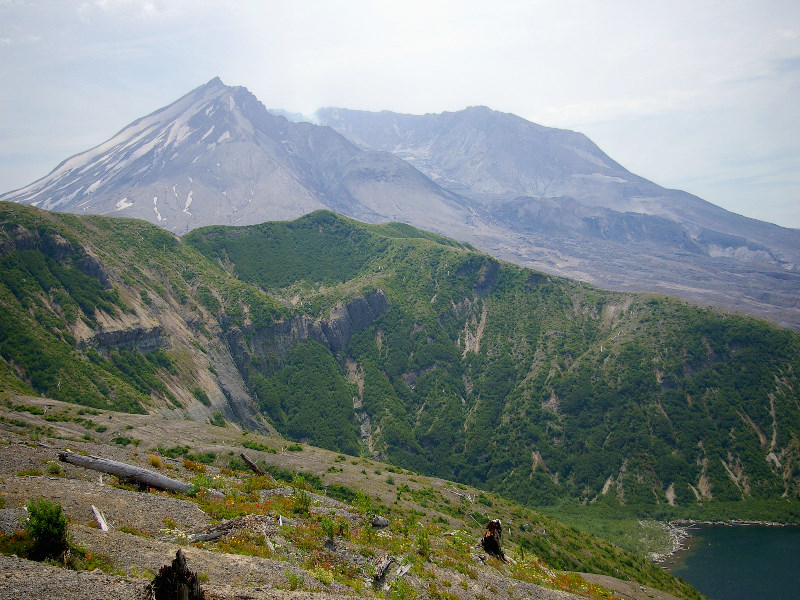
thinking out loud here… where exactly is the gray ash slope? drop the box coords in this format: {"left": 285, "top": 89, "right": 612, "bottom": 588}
{"left": 315, "top": 105, "right": 800, "bottom": 329}
{"left": 0, "top": 78, "right": 469, "bottom": 236}
{"left": 3, "top": 77, "right": 799, "bottom": 329}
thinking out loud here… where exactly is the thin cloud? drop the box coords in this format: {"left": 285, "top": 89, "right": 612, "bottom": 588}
{"left": 77, "top": 0, "right": 185, "bottom": 21}
{"left": 774, "top": 56, "right": 800, "bottom": 74}
{"left": 1, "top": 0, "right": 798, "bottom": 227}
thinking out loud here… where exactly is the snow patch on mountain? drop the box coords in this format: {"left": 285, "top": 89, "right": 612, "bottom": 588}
{"left": 183, "top": 191, "right": 193, "bottom": 214}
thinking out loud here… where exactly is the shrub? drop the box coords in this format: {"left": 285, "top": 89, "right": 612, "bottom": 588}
{"left": 16, "top": 468, "right": 43, "bottom": 477}
{"left": 192, "top": 387, "right": 211, "bottom": 406}
{"left": 208, "top": 412, "right": 226, "bottom": 427}
{"left": 112, "top": 436, "right": 137, "bottom": 446}
{"left": 326, "top": 483, "right": 359, "bottom": 504}
{"left": 227, "top": 456, "right": 248, "bottom": 472}
{"left": 147, "top": 455, "right": 162, "bottom": 469}
{"left": 309, "top": 566, "right": 334, "bottom": 586}
{"left": 26, "top": 498, "right": 69, "bottom": 560}
{"left": 45, "top": 461, "right": 64, "bottom": 476}
{"left": 416, "top": 527, "right": 431, "bottom": 558}
{"left": 186, "top": 451, "right": 216, "bottom": 465}
{"left": 321, "top": 516, "right": 336, "bottom": 544}
{"left": 286, "top": 570, "right": 304, "bottom": 591}
{"left": 244, "top": 475, "right": 274, "bottom": 493}
{"left": 183, "top": 458, "right": 206, "bottom": 473}
{"left": 242, "top": 440, "right": 273, "bottom": 452}
{"left": 159, "top": 445, "right": 190, "bottom": 458}
{"left": 292, "top": 489, "right": 311, "bottom": 515}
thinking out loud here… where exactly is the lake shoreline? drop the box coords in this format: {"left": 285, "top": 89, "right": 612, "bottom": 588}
{"left": 656, "top": 521, "right": 800, "bottom": 600}
{"left": 652, "top": 519, "right": 800, "bottom": 564}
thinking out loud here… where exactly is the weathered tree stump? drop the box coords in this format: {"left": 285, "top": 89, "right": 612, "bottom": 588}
{"left": 481, "top": 519, "right": 505, "bottom": 560}
{"left": 373, "top": 554, "right": 395, "bottom": 582}
{"left": 146, "top": 549, "right": 203, "bottom": 600}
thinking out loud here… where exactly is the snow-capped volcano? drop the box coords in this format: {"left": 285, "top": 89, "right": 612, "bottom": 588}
{"left": 2, "top": 77, "right": 468, "bottom": 234}
{"left": 3, "top": 78, "right": 799, "bottom": 329}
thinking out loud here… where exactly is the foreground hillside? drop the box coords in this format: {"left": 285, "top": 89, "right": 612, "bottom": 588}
{"left": 1, "top": 203, "right": 799, "bottom": 526}
{"left": 0, "top": 395, "right": 700, "bottom": 600}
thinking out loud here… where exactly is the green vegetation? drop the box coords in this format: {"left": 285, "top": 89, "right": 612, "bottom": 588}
{"left": 208, "top": 412, "right": 226, "bottom": 427}
{"left": 242, "top": 439, "right": 274, "bottom": 453}
{"left": 2, "top": 203, "right": 799, "bottom": 529}
{"left": 185, "top": 211, "right": 800, "bottom": 522}
{"left": 187, "top": 451, "right": 216, "bottom": 465}
{"left": 184, "top": 211, "right": 386, "bottom": 291}
{"left": 253, "top": 341, "right": 359, "bottom": 454}
{"left": 25, "top": 498, "right": 69, "bottom": 560}
{"left": 192, "top": 387, "right": 211, "bottom": 406}
{"left": 0, "top": 497, "right": 113, "bottom": 573}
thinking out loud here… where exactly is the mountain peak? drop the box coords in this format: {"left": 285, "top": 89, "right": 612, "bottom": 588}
{"left": 462, "top": 105, "right": 494, "bottom": 114}
{"left": 3, "top": 80, "right": 799, "bottom": 329}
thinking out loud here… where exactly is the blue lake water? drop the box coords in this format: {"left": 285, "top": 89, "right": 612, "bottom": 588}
{"left": 664, "top": 524, "right": 800, "bottom": 600}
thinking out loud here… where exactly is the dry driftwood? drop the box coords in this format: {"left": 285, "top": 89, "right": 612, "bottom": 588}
{"left": 447, "top": 486, "right": 474, "bottom": 502}
{"left": 240, "top": 452, "right": 267, "bottom": 476}
{"left": 373, "top": 554, "right": 395, "bottom": 582}
{"left": 184, "top": 515, "right": 279, "bottom": 550}
{"left": 91, "top": 505, "right": 109, "bottom": 532}
{"left": 58, "top": 451, "right": 192, "bottom": 494}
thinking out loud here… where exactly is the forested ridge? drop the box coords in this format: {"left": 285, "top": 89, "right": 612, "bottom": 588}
{"left": 2, "top": 202, "right": 799, "bottom": 521}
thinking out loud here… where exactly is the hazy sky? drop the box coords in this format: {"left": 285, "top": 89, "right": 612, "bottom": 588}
{"left": 2, "top": 0, "right": 798, "bottom": 228}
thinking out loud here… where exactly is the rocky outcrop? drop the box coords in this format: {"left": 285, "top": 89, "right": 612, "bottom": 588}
{"left": 233, "top": 289, "right": 389, "bottom": 362}
{"left": 0, "top": 223, "right": 112, "bottom": 286}
{"left": 76, "top": 253, "right": 111, "bottom": 287}
{"left": 321, "top": 290, "right": 389, "bottom": 351}
{"left": 82, "top": 325, "right": 167, "bottom": 354}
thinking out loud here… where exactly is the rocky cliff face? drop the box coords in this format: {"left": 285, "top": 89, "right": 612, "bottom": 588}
{"left": 82, "top": 326, "right": 167, "bottom": 354}
{"left": 227, "top": 289, "right": 389, "bottom": 369}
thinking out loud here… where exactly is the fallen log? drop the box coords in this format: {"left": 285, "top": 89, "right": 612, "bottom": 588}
{"left": 370, "top": 515, "right": 390, "bottom": 528}
{"left": 58, "top": 451, "right": 192, "bottom": 494}
{"left": 240, "top": 452, "right": 267, "bottom": 476}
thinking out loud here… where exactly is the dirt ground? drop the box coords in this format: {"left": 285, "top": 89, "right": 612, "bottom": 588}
{"left": 0, "top": 394, "right": 684, "bottom": 600}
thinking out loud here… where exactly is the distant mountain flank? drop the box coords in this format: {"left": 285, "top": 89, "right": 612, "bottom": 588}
{"left": 0, "top": 78, "right": 468, "bottom": 236}
{"left": 2, "top": 77, "right": 799, "bottom": 328}
{"left": 314, "top": 106, "right": 800, "bottom": 328}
